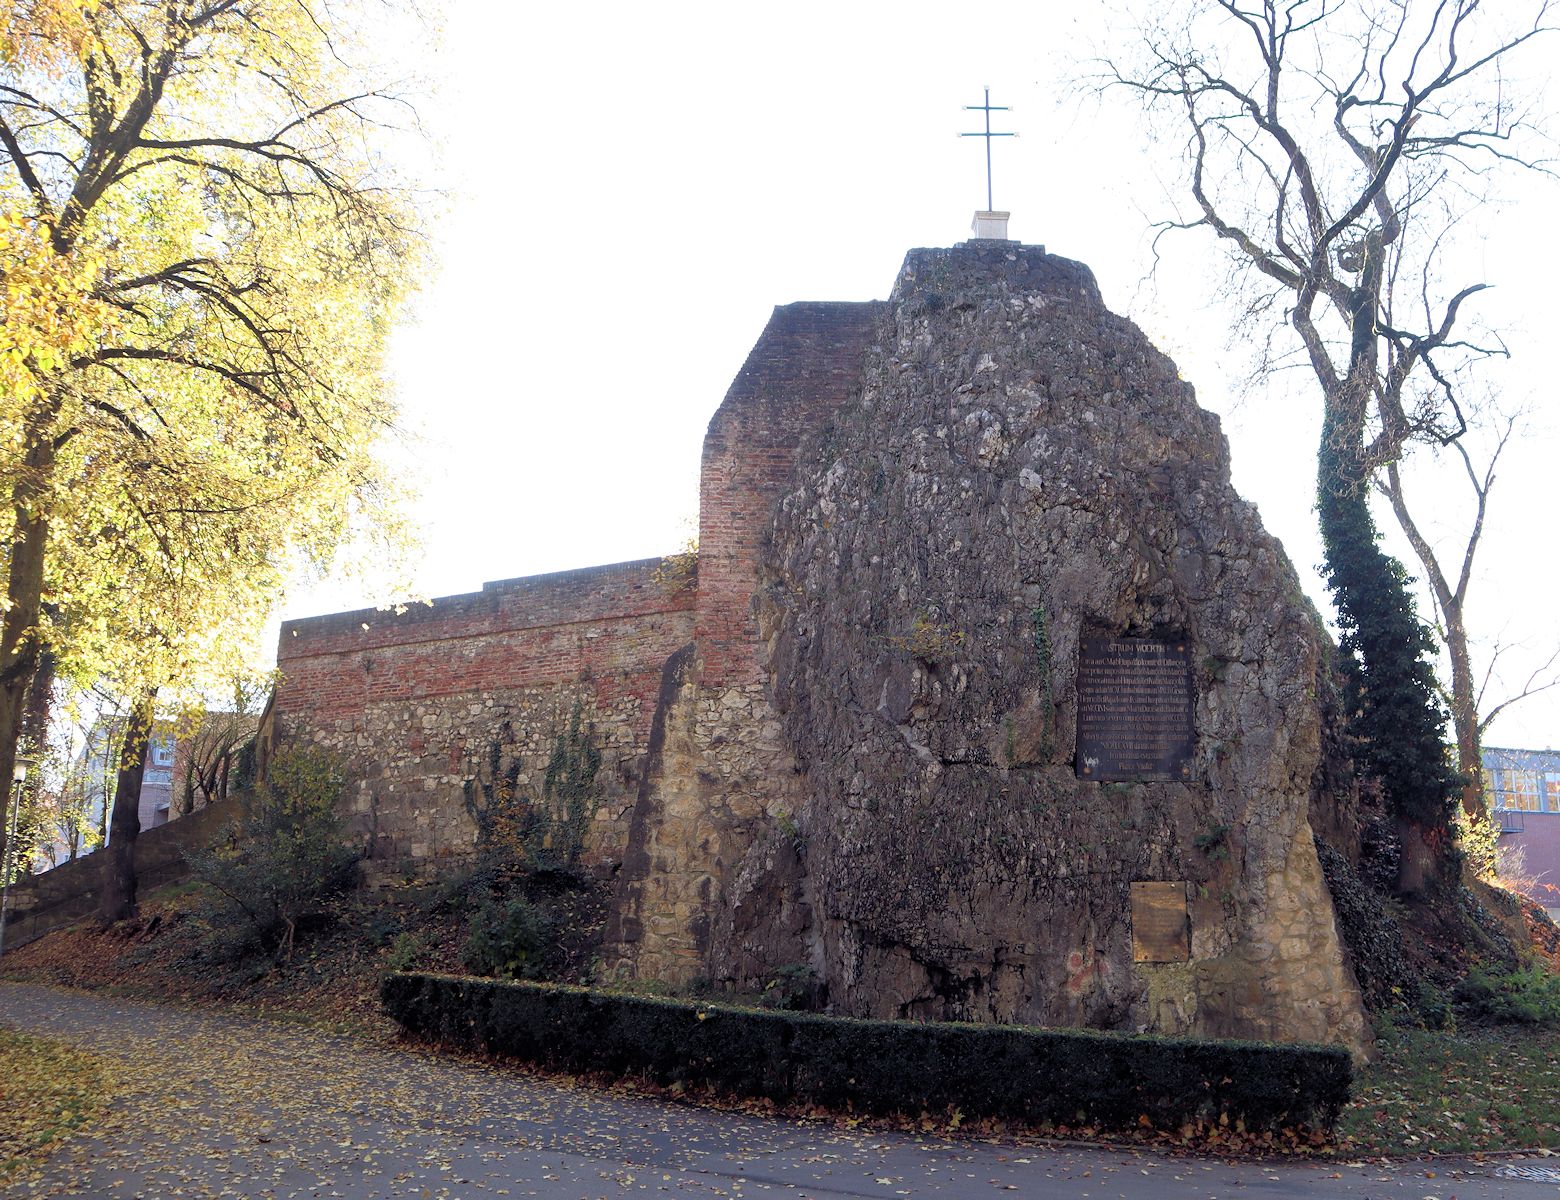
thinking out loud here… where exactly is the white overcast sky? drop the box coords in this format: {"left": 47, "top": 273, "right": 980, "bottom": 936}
{"left": 281, "top": 0, "right": 1560, "bottom": 750}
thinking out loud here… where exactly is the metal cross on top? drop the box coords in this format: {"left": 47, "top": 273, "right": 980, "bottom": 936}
{"left": 959, "top": 87, "right": 1016, "bottom": 212}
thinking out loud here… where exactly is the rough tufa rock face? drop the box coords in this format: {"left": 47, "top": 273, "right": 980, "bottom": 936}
{"left": 706, "top": 241, "right": 1367, "bottom": 1054}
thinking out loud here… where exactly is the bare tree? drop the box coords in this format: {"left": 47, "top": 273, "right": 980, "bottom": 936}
{"left": 1105, "top": 0, "right": 1555, "bottom": 893}
{"left": 44, "top": 750, "right": 103, "bottom": 864}
{"left": 1381, "top": 416, "right": 1560, "bottom": 819}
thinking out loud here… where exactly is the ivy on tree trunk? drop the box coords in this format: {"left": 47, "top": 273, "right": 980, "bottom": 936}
{"left": 1104, "top": 0, "right": 1551, "bottom": 897}
{"left": 1318, "top": 406, "right": 1457, "bottom": 895}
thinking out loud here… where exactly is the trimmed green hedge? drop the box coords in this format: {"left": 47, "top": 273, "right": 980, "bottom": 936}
{"left": 381, "top": 973, "right": 1352, "bottom": 1133}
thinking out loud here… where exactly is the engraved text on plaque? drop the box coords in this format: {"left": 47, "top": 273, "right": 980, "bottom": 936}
{"left": 1076, "top": 637, "right": 1194, "bottom": 781}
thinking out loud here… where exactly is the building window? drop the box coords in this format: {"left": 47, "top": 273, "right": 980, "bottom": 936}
{"left": 1497, "top": 769, "right": 1543, "bottom": 812}
{"left": 150, "top": 737, "right": 175, "bottom": 768}
{"left": 1547, "top": 773, "right": 1560, "bottom": 814}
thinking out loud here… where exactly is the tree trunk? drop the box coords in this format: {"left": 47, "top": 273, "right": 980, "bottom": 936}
{"left": 20, "top": 648, "right": 53, "bottom": 756}
{"left": 1395, "top": 815, "right": 1440, "bottom": 897}
{"left": 8, "top": 648, "right": 57, "bottom": 870}
{"left": 0, "top": 435, "right": 57, "bottom": 880}
{"left": 100, "top": 691, "right": 156, "bottom": 924}
{"left": 1444, "top": 613, "right": 1485, "bottom": 819}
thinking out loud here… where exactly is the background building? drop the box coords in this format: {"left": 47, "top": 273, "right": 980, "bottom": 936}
{"left": 1484, "top": 746, "right": 1560, "bottom": 920}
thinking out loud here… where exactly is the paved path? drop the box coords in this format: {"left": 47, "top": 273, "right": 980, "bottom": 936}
{"left": 2, "top": 982, "right": 1556, "bottom": 1199}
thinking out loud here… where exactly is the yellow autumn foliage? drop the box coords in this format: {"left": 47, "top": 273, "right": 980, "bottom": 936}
{"left": 0, "top": 0, "right": 425, "bottom": 725}
{"left": 0, "top": 211, "right": 115, "bottom": 405}
{"left": 0, "top": 0, "right": 97, "bottom": 74}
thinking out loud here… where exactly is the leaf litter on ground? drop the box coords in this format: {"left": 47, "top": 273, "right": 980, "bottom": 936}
{"left": 4, "top": 883, "right": 1557, "bottom": 1172}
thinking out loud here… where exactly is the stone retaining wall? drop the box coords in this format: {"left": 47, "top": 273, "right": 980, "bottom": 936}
{"left": 1, "top": 797, "right": 242, "bottom": 950}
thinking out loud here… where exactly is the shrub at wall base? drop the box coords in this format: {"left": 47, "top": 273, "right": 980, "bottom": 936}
{"left": 186, "top": 747, "right": 359, "bottom": 961}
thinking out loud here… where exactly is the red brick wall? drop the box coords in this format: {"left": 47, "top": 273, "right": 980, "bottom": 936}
{"left": 276, "top": 559, "right": 695, "bottom": 736}
{"left": 696, "top": 301, "right": 882, "bottom": 686}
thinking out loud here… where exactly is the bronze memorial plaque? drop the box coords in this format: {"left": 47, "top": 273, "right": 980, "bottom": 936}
{"left": 1131, "top": 881, "right": 1191, "bottom": 963}
{"left": 1075, "top": 637, "right": 1194, "bottom": 782}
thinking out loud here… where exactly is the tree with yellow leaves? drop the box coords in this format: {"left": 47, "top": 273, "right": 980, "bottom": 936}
{"left": 0, "top": 0, "right": 422, "bottom": 916}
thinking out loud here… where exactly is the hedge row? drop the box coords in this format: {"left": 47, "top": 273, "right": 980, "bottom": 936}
{"left": 382, "top": 972, "right": 1352, "bottom": 1133}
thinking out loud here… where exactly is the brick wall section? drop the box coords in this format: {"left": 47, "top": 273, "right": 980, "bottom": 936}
{"left": 696, "top": 301, "right": 884, "bottom": 687}
{"left": 277, "top": 559, "right": 693, "bottom": 721}
{"left": 273, "top": 559, "right": 696, "bottom": 867}
{"left": 605, "top": 301, "right": 884, "bottom": 981}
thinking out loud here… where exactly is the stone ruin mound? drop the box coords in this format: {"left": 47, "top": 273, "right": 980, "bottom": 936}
{"left": 684, "top": 242, "right": 1368, "bottom": 1055}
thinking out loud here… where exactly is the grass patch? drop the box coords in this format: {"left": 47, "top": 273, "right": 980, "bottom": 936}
{"left": 1339, "top": 1023, "right": 1560, "bottom": 1154}
{"left": 0, "top": 1027, "right": 115, "bottom": 1182}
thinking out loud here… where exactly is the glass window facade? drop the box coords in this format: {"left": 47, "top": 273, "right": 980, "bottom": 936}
{"left": 1493, "top": 769, "right": 1543, "bottom": 811}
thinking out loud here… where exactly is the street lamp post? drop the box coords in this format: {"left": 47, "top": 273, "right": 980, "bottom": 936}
{"left": 0, "top": 757, "right": 28, "bottom": 957}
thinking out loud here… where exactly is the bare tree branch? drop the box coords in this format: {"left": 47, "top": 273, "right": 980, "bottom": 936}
{"left": 1481, "top": 646, "right": 1560, "bottom": 734}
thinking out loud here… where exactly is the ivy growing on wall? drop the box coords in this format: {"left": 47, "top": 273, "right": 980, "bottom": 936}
{"left": 463, "top": 701, "right": 603, "bottom": 879}
{"left": 1031, "top": 603, "right": 1051, "bottom": 680}
{"left": 456, "top": 703, "right": 608, "bottom": 983}
{"left": 541, "top": 703, "right": 603, "bottom": 870}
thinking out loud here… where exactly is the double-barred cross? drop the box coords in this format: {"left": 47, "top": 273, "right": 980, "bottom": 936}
{"left": 960, "top": 87, "right": 1016, "bottom": 212}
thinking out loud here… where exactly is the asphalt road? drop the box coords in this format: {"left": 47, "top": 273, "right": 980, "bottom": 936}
{"left": 2, "top": 981, "right": 1556, "bottom": 1199}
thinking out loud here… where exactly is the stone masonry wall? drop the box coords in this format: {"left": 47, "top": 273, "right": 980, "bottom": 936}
{"left": 3, "top": 796, "right": 243, "bottom": 951}
{"left": 274, "top": 560, "right": 695, "bottom": 871}
{"left": 603, "top": 302, "right": 881, "bottom": 979}
{"left": 271, "top": 240, "right": 1370, "bottom": 1056}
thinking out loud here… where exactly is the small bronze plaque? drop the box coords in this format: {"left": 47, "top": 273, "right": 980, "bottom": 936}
{"left": 1131, "top": 881, "right": 1190, "bottom": 963}
{"left": 1076, "top": 637, "right": 1194, "bottom": 781}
